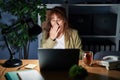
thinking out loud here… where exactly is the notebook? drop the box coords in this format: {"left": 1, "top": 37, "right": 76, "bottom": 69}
{"left": 38, "top": 49, "right": 80, "bottom": 71}
{"left": 5, "top": 69, "right": 44, "bottom": 80}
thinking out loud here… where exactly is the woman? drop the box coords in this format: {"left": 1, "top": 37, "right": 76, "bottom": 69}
{"left": 40, "top": 6, "right": 83, "bottom": 59}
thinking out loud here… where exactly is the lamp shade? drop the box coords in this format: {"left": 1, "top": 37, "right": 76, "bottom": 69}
{"left": 25, "top": 17, "right": 42, "bottom": 36}
{"left": 28, "top": 24, "right": 42, "bottom": 37}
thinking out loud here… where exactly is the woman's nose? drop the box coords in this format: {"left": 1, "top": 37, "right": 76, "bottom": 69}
{"left": 55, "top": 21, "right": 58, "bottom": 24}
{"left": 55, "top": 20, "right": 58, "bottom": 23}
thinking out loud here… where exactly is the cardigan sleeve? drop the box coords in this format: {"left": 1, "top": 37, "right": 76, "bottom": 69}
{"left": 72, "top": 29, "right": 84, "bottom": 59}
{"left": 72, "top": 30, "right": 84, "bottom": 59}
{"left": 40, "top": 31, "right": 56, "bottom": 48}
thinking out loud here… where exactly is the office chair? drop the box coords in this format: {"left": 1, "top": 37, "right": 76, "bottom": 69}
{"left": 94, "top": 51, "right": 120, "bottom": 60}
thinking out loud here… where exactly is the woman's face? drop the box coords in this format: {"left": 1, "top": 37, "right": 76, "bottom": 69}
{"left": 50, "top": 14, "right": 65, "bottom": 33}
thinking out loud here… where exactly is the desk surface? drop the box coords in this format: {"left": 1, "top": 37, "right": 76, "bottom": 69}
{"left": 0, "top": 60, "right": 120, "bottom": 80}
{"left": 0, "top": 60, "right": 39, "bottom": 80}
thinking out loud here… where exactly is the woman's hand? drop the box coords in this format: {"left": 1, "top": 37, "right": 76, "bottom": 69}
{"left": 49, "top": 23, "right": 61, "bottom": 40}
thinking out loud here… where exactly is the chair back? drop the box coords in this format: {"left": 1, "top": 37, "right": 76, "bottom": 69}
{"left": 94, "top": 51, "right": 120, "bottom": 60}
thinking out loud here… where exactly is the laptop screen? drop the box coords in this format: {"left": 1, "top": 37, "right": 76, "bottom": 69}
{"left": 38, "top": 49, "right": 79, "bottom": 71}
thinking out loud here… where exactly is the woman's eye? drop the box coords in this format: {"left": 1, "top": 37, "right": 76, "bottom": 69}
{"left": 51, "top": 20, "right": 56, "bottom": 22}
{"left": 57, "top": 20, "right": 60, "bottom": 22}
{"left": 58, "top": 19, "right": 63, "bottom": 22}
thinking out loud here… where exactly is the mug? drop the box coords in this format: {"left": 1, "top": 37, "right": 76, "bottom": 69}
{"left": 82, "top": 51, "right": 93, "bottom": 66}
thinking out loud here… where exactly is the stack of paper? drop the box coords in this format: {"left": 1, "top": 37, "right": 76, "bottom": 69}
{"left": 99, "top": 60, "right": 120, "bottom": 70}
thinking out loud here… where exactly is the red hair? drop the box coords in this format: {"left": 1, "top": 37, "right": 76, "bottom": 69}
{"left": 42, "top": 6, "right": 71, "bottom": 40}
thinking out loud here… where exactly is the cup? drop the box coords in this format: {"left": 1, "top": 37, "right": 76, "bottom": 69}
{"left": 82, "top": 51, "right": 93, "bottom": 66}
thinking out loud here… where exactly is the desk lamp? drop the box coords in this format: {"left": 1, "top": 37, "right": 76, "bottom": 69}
{"left": 1, "top": 17, "right": 42, "bottom": 67}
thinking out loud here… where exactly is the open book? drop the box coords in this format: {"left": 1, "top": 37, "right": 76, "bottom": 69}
{"left": 5, "top": 69, "right": 44, "bottom": 80}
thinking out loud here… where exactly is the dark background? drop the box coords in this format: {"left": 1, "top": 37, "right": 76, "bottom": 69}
{"left": 0, "top": 0, "right": 119, "bottom": 59}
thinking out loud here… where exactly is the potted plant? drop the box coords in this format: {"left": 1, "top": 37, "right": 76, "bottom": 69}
{"left": 69, "top": 64, "right": 88, "bottom": 80}
{"left": 0, "top": 0, "right": 46, "bottom": 59}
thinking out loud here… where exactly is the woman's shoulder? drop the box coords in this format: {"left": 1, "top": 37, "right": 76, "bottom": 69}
{"left": 66, "top": 28, "right": 79, "bottom": 37}
{"left": 69, "top": 28, "right": 78, "bottom": 33}
{"left": 41, "top": 30, "right": 48, "bottom": 38}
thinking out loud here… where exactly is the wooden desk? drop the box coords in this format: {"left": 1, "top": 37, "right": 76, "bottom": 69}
{"left": 0, "top": 60, "right": 39, "bottom": 80}
{"left": 79, "top": 61, "right": 120, "bottom": 80}
{"left": 0, "top": 60, "right": 120, "bottom": 80}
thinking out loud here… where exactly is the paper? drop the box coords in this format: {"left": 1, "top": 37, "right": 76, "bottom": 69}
{"left": 17, "top": 70, "right": 44, "bottom": 80}
{"left": 99, "top": 60, "right": 120, "bottom": 70}
{"left": 25, "top": 64, "right": 37, "bottom": 69}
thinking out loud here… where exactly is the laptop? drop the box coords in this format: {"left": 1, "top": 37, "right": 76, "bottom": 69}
{"left": 38, "top": 49, "right": 80, "bottom": 71}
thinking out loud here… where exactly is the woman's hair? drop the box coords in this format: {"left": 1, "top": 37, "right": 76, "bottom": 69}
{"left": 42, "top": 6, "right": 71, "bottom": 40}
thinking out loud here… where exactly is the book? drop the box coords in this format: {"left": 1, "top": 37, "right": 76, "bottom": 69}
{"left": 99, "top": 60, "right": 120, "bottom": 70}
{"left": 5, "top": 71, "right": 19, "bottom": 80}
{"left": 5, "top": 69, "right": 44, "bottom": 80}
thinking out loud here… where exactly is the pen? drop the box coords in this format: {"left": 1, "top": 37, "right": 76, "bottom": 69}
{"left": 17, "top": 64, "right": 28, "bottom": 70}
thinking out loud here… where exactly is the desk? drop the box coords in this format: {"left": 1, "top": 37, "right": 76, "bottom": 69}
{"left": 79, "top": 61, "right": 120, "bottom": 80}
{"left": 0, "top": 60, "right": 120, "bottom": 80}
{"left": 0, "top": 60, "right": 39, "bottom": 80}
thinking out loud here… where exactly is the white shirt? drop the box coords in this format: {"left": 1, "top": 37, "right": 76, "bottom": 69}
{"left": 53, "top": 35, "right": 65, "bottom": 49}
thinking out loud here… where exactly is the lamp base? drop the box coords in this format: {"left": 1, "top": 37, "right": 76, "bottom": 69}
{"left": 3, "top": 59, "right": 22, "bottom": 67}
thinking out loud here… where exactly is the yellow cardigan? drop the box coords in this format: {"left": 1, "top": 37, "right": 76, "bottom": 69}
{"left": 40, "top": 28, "right": 84, "bottom": 59}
